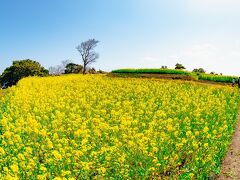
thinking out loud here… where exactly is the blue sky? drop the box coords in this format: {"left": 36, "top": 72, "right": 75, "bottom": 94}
{"left": 1, "top": 0, "right": 240, "bottom": 75}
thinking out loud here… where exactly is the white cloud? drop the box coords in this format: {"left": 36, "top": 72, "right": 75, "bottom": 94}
{"left": 142, "top": 56, "right": 159, "bottom": 62}
{"left": 141, "top": 0, "right": 240, "bottom": 12}
{"left": 138, "top": 56, "right": 162, "bottom": 68}
{"left": 118, "top": 42, "right": 240, "bottom": 76}
{"left": 185, "top": 0, "right": 240, "bottom": 13}
{"left": 174, "top": 43, "right": 240, "bottom": 76}
{"left": 132, "top": 56, "right": 172, "bottom": 69}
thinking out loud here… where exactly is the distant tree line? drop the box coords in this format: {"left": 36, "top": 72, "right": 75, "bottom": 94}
{"left": 48, "top": 60, "right": 104, "bottom": 75}
{"left": 159, "top": 63, "right": 224, "bottom": 76}
{"left": 192, "top": 68, "right": 206, "bottom": 75}
{"left": 1, "top": 41, "right": 224, "bottom": 89}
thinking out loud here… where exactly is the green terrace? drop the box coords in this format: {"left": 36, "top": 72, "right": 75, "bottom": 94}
{"left": 111, "top": 68, "right": 237, "bottom": 83}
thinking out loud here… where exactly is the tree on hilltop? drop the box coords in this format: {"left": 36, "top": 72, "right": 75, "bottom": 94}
{"left": 0, "top": 59, "right": 48, "bottom": 88}
{"left": 161, "top": 66, "right": 168, "bottom": 69}
{"left": 193, "top": 68, "right": 206, "bottom": 74}
{"left": 76, "top": 39, "right": 99, "bottom": 74}
{"left": 175, "top": 63, "right": 186, "bottom": 70}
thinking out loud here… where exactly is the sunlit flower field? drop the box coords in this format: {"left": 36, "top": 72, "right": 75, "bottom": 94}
{"left": 0, "top": 75, "right": 239, "bottom": 179}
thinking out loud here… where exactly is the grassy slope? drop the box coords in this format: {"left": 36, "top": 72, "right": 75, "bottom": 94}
{"left": 112, "top": 68, "right": 192, "bottom": 75}
{"left": 112, "top": 68, "right": 237, "bottom": 83}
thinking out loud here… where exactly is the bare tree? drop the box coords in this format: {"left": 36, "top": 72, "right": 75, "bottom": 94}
{"left": 76, "top": 39, "right": 99, "bottom": 74}
{"left": 49, "top": 60, "right": 72, "bottom": 75}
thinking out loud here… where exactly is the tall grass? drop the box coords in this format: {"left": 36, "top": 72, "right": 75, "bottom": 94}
{"left": 198, "top": 74, "right": 237, "bottom": 83}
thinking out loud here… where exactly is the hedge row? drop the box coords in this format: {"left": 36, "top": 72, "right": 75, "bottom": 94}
{"left": 112, "top": 69, "right": 192, "bottom": 75}
{"left": 198, "top": 74, "right": 237, "bottom": 83}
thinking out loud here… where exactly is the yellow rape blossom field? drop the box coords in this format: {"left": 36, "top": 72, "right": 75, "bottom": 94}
{"left": 0, "top": 75, "right": 239, "bottom": 179}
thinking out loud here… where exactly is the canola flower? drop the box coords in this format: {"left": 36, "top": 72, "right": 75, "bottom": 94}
{"left": 0, "top": 74, "right": 239, "bottom": 179}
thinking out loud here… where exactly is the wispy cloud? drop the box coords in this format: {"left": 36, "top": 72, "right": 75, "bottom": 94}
{"left": 185, "top": 0, "right": 240, "bottom": 13}
{"left": 142, "top": 56, "right": 159, "bottom": 62}
{"left": 172, "top": 43, "right": 240, "bottom": 76}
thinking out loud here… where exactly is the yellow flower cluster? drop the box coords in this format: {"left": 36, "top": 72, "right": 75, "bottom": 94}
{"left": 0, "top": 75, "right": 239, "bottom": 179}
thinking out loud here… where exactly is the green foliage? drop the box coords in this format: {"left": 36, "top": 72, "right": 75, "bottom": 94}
{"left": 161, "top": 66, "right": 168, "bottom": 69}
{"left": 65, "top": 63, "right": 83, "bottom": 74}
{"left": 0, "top": 59, "right": 48, "bottom": 88}
{"left": 112, "top": 68, "right": 192, "bottom": 75}
{"left": 192, "top": 68, "right": 206, "bottom": 74}
{"left": 210, "top": 72, "right": 217, "bottom": 75}
{"left": 112, "top": 68, "right": 237, "bottom": 84}
{"left": 110, "top": 73, "right": 142, "bottom": 78}
{"left": 175, "top": 63, "right": 186, "bottom": 70}
{"left": 198, "top": 74, "right": 236, "bottom": 83}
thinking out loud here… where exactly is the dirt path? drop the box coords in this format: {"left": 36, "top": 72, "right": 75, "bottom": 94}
{"left": 218, "top": 113, "right": 240, "bottom": 179}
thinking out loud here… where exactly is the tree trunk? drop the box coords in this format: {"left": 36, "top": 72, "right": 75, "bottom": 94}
{"left": 83, "top": 64, "right": 86, "bottom": 75}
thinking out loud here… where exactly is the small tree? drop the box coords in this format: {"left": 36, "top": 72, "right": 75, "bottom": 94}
{"left": 88, "top": 68, "right": 96, "bottom": 74}
{"left": 49, "top": 60, "right": 71, "bottom": 75}
{"left": 76, "top": 39, "right": 99, "bottom": 74}
{"left": 65, "top": 63, "right": 83, "bottom": 74}
{"left": 175, "top": 63, "right": 185, "bottom": 70}
{"left": 161, "top": 66, "right": 167, "bottom": 69}
{"left": 192, "top": 68, "right": 206, "bottom": 74}
{"left": 97, "top": 69, "right": 106, "bottom": 74}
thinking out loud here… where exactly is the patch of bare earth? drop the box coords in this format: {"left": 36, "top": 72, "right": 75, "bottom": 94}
{"left": 108, "top": 73, "right": 232, "bottom": 86}
{"left": 218, "top": 113, "right": 240, "bottom": 179}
